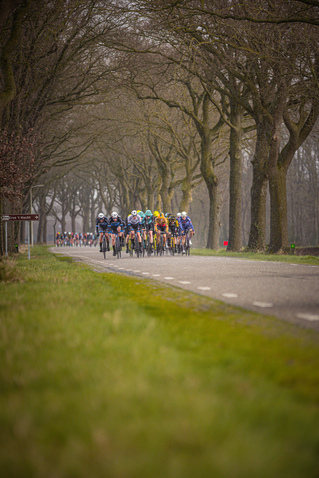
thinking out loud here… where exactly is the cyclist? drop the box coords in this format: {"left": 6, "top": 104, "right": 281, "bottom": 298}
{"left": 154, "top": 213, "right": 168, "bottom": 249}
{"left": 96, "top": 212, "right": 110, "bottom": 253}
{"left": 167, "top": 214, "right": 179, "bottom": 252}
{"left": 144, "top": 209, "right": 155, "bottom": 251}
{"left": 108, "top": 211, "right": 125, "bottom": 256}
{"left": 178, "top": 211, "right": 195, "bottom": 254}
{"left": 126, "top": 210, "right": 142, "bottom": 253}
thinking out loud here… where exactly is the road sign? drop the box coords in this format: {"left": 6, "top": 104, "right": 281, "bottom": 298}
{"left": 2, "top": 214, "right": 39, "bottom": 221}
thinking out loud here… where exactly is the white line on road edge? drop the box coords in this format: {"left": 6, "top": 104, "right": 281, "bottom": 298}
{"left": 297, "top": 313, "right": 319, "bottom": 321}
{"left": 198, "top": 286, "right": 211, "bottom": 291}
{"left": 252, "top": 301, "right": 273, "bottom": 308}
{"left": 222, "top": 293, "right": 238, "bottom": 298}
{"left": 142, "top": 272, "right": 150, "bottom": 275}
{"left": 164, "top": 277, "right": 174, "bottom": 280}
{"left": 152, "top": 274, "right": 160, "bottom": 277}
{"left": 179, "top": 281, "right": 191, "bottom": 284}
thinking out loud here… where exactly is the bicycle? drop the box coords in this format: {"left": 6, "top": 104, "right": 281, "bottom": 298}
{"left": 156, "top": 232, "right": 165, "bottom": 256}
{"left": 114, "top": 233, "right": 122, "bottom": 259}
{"left": 169, "top": 233, "right": 177, "bottom": 256}
{"left": 146, "top": 232, "right": 153, "bottom": 257}
{"left": 183, "top": 229, "right": 191, "bottom": 256}
{"left": 101, "top": 231, "right": 108, "bottom": 259}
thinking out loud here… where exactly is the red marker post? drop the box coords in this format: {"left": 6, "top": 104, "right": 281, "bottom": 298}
{"left": 2, "top": 214, "right": 39, "bottom": 259}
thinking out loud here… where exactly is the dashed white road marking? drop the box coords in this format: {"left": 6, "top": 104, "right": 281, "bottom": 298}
{"left": 290, "top": 264, "right": 299, "bottom": 266}
{"left": 179, "top": 281, "right": 191, "bottom": 284}
{"left": 118, "top": 267, "right": 125, "bottom": 270}
{"left": 142, "top": 272, "right": 150, "bottom": 275}
{"left": 297, "top": 313, "right": 319, "bottom": 321}
{"left": 253, "top": 301, "right": 273, "bottom": 308}
{"left": 164, "top": 277, "right": 174, "bottom": 280}
{"left": 197, "top": 286, "right": 211, "bottom": 291}
{"left": 133, "top": 270, "right": 140, "bottom": 272}
{"left": 222, "top": 293, "right": 238, "bottom": 298}
{"left": 152, "top": 274, "right": 161, "bottom": 277}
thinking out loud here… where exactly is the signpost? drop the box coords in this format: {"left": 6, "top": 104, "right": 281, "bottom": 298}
{"left": 2, "top": 214, "right": 39, "bottom": 259}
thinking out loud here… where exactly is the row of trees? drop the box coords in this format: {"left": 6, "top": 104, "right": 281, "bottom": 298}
{"left": 1, "top": 0, "right": 319, "bottom": 254}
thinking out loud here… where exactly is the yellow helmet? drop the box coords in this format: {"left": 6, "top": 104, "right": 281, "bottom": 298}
{"left": 153, "top": 211, "right": 160, "bottom": 217}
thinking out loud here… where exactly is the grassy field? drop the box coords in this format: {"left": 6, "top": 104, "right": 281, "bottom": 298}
{"left": 191, "top": 247, "right": 319, "bottom": 265}
{"left": 1, "top": 246, "right": 319, "bottom": 478}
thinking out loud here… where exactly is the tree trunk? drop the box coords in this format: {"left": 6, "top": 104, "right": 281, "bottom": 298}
{"left": 206, "top": 179, "right": 220, "bottom": 249}
{"left": 179, "top": 178, "right": 193, "bottom": 213}
{"left": 268, "top": 165, "right": 288, "bottom": 252}
{"left": 247, "top": 124, "right": 271, "bottom": 251}
{"left": 227, "top": 102, "right": 243, "bottom": 252}
{"left": 42, "top": 216, "right": 47, "bottom": 243}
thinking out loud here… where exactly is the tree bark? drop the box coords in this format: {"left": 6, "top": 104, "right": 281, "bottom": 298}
{"left": 227, "top": 101, "right": 243, "bottom": 252}
{"left": 247, "top": 123, "right": 271, "bottom": 251}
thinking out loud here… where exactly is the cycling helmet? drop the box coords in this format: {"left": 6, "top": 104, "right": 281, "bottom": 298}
{"left": 131, "top": 210, "right": 137, "bottom": 216}
{"left": 138, "top": 211, "right": 144, "bottom": 217}
{"left": 153, "top": 211, "right": 159, "bottom": 217}
{"left": 165, "top": 213, "right": 171, "bottom": 218}
{"left": 177, "top": 213, "right": 181, "bottom": 217}
{"left": 181, "top": 211, "right": 187, "bottom": 217}
{"left": 111, "top": 211, "right": 118, "bottom": 218}
{"left": 170, "top": 215, "right": 176, "bottom": 221}
{"left": 98, "top": 213, "right": 104, "bottom": 218}
{"left": 145, "top": 209, "right": 152, "bottom": 216}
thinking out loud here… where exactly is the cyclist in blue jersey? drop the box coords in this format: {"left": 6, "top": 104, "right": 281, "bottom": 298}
{"left": 108, "top": 212, "right": 125, "bottom": 256}
{"left": 96, "top": 212, "right": 110, "bottom": 252}
{"left": 178, "top": 211, "right": 195, "bottom": 254}
{"left": 143, "top": 209, "right": 155, "bottom": 251}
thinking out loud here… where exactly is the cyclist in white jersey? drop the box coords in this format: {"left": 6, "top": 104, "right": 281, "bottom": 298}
{"left": 126, "top": 210, "right": 142, "bottom": 253}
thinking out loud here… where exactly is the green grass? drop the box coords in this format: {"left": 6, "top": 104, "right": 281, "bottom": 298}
{"left": 192, "top": 247, "right": 319, "bottom": 265}
{"left": 1, "top": 246, "right": 319, "bottom": 478}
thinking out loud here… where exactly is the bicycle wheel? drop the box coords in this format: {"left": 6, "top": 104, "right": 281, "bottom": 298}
{"left": 141, "top": 237, "right": 145, "bottom": 257}
{"left": 185, "top": 236, "right": 190, "bottom": 256}
{"left": 115, "top": 236, "right": 119, "bottom": 259}
{"left": 147, "top": 235, "right": 152, "bottom": 257}
{"left": 170, "top": 236, "right": 175, "bottom": 256}
{"left": 159, "top": 235, "right": 164, "bottom": 256}
{"left": 102, "top": 235, "right": 107, "bottom": 259}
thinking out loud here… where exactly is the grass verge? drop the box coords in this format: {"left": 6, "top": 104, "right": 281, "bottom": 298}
{"left": 1, "top": 246, "right": 319, "bottom": 478}
{"left": 192, "top": 247, "right": 319, "bottom": 265}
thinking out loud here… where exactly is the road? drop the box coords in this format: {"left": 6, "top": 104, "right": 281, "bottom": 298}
{"left": 52, "top": 247, "right": 319, "bottom": 331}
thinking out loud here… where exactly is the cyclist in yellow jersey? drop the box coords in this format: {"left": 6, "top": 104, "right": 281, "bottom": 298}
{"left": 154, "top": 213, "right": 168, "bottom": 246}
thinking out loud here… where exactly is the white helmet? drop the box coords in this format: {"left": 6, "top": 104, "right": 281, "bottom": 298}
{"left": 181, "top": 211, "right": 187, "bottom": 217}
{"left": 98, "top": 213, "right": 104, "bottom": 218}
{"left": 131, "top": 210, "right": 137, "bottom": 216}
{"left": 111, "top": 211, "right": 118, "bottom": 218}
{"left": 177, "top": 213, "right": 181, "bottom": 217}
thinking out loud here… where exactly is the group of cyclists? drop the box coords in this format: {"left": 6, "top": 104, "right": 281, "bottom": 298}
{"left": 56, "top": 231, "right": 97, "bottom": 247}
{"left": 56, "top": 210, "right": 195, "bottom": 257}
{"left": 95, "top": 210, "right": 195, "bottom": 256}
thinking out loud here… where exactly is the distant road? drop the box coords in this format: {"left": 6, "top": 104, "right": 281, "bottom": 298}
{"left": 52, "top": 247, "right": 319, "bottom": 331}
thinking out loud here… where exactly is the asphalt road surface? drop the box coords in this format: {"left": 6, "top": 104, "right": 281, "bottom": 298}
{"left": 52, "top": 246, "right": 319, "bottom": 331}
